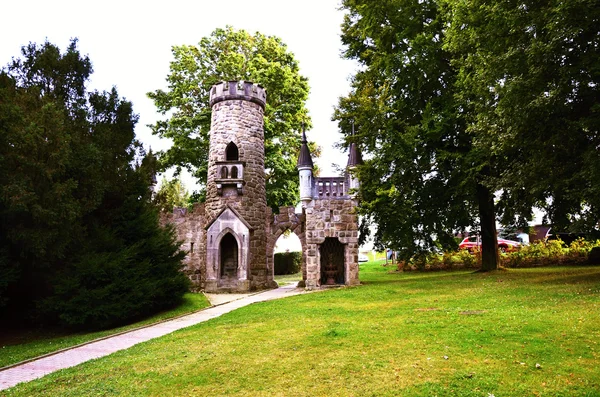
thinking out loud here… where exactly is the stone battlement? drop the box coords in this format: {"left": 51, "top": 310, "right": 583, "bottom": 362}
{"left": 209, "top": 81, "right": 267, "bottom": 109}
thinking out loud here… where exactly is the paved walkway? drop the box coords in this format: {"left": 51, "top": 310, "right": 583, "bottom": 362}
{"left": 0, "top": 283, "right": 307, "bottom": 391}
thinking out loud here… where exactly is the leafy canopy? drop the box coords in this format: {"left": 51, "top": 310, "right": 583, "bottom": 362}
{"left": 153, "top": 176, "right": 190, "bottom": 213}
{"left": 148, "top": 26, "right": 313, "bottom": 210}
{"left": 335, "top": 0, "right": 482, "bottom": 262}
{"left": 336, "top": 0, "right": 600, "bottom": 270}
{"left": 443, "top": 0, "right": 600, "bottom": 233}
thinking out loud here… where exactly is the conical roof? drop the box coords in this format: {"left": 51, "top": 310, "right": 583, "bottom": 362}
{"left": 347, "top": 142, "right": 363, "bottom": 167}
{"left": 297, "top": 130, "right": 314, "bottom": 169}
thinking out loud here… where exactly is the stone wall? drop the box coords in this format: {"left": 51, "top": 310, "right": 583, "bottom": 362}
{"left": 266, "top": 206, "right": 307, "bottom": 286}
{"left": 161, "top": 198, "right": 360, "bottom": 291}
{"left": 160, "top": 204, "right": 207, "bottom": 291}
{"left": 304, "top": 198, "right": 360, "bottom": 289}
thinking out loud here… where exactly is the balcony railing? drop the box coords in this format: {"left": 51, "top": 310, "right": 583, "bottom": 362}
{"left": 315, "top": 177, "right": 347, "bottom": 198}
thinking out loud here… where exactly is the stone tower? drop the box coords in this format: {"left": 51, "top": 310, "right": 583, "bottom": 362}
{"left": 163, "top": 81, "right": 361, "bottom": 292}
{"left": 203, "top": 81, "right": 274, "bottom": 292}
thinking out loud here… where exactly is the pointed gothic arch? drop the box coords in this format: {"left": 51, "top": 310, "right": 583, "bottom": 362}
{"left": 226, "top": 142, "right": 239, "bottom": 161}
{"left": 219, "top": 232, "right": 238, "bottom": 277}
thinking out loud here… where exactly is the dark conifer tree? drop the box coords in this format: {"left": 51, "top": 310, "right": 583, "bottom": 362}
{"left": 0, "top": 40, "right": 189, "bottom": 328}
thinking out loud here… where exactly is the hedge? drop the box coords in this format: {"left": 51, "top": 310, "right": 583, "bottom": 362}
{"left": 274, "top": 252, "right": 302, "bottom": 275}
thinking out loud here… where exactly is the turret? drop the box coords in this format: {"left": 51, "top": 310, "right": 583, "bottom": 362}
{"left": 346, "top": 142, "right": 363, "bottom": 194}
{"left": 297, "top": 128, "right": 314, "bottom": 205}
{"left": 204, "top": 80, "right": 270, "bottom": 292}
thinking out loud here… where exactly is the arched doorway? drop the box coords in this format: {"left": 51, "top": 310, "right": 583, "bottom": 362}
{"left": 220, "top": 233, "right": 238, "bottom": 278}
{"left": 320, "top": 237, "right": 345, "bottom": 285}
{"left": 273, "top": 231, "right": 303, "bottom": 286}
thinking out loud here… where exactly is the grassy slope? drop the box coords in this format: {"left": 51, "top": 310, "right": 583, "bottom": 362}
{"left": 0, "top": 292, "right": 210, "bottom": 368}
{"left": 4, "top": 262, "right": 600, "bottom": 396}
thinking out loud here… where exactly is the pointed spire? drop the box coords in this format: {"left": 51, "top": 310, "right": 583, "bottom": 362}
{"left": 347, "top": 122, "right": 363, "bottom": 167}
{"left": 347, "top": 143, "right": 363, "bottom": 167}
{"left": 297, "top": 124, "right": 314, "bottom": 169}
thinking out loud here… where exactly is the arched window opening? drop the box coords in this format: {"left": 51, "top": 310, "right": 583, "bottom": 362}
{"left": 220, "top": 166, "right": 228, "bottom": 179}
{"left": 226, "top": 142, "right": 239, "bottom": 161}
{"left": 220, "top": 233, "right": 238, "bottom": 277}
{"left": 231, "top": 166, "right": 238, "bottom": 179}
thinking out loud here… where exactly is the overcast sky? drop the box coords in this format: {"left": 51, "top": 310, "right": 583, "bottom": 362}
{"left": 1, "top": 0, "right": 358, "bottom": 189}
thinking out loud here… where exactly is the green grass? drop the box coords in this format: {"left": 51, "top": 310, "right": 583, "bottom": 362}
{"left": 5, "top": 263, "right": 600, "bottom": 396}
{"left": 0, "top": 292, "right": 210, "bottom": 369}
{"left": 274, "top": 271, "right": 302, "bottom": 286}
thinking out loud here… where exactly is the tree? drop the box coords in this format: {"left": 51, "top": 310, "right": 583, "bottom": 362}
{"left": 148, "top": 26, "right": 313, "bottom": 210}
{"left": 0, "top": 40, "right": 189, "bottom": 328}
{"left": 335, "top": 0, "right": 502, "bottom": 269}
{"left": 336, "top": 0, "right": 600, "bottom": 270}
{"left": 443, "top": 0, "right": 600, "bottom": 234}
{"left": 153, "top": 176, "right": 190, "bottom": 212}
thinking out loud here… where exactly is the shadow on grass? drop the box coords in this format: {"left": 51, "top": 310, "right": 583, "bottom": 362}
{"left": 520, "top": 267, "right": 600, "bottom": 286}
{"left": 361, "top": 269, "right": 478, "bottom": 286}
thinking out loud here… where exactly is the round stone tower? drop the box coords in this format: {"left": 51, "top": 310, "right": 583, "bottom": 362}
{"left": 204, "top": 81, "right": 273, "bottom": 292}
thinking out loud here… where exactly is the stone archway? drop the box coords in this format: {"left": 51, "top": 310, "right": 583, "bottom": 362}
{"left": 319, "top": 237, "right": 345, "bottom": 285}
{"left": 267, "top": 206, "right": 306, "bottom": 286}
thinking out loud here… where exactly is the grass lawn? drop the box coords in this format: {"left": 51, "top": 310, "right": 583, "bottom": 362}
{"left": 274, "top": 271, "right": 302, "bottom": 286}
{"left": 0, "top": 292, "right": 210, "bottom": 369}
{"left": 4, "top": 262, "right": 600, "bottom": 396}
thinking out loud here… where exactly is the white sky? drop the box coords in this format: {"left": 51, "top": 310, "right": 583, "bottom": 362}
{"left": 0, "top": 0, "right": 358, "bottom": 189}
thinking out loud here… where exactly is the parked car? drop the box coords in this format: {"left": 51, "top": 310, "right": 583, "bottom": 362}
{"left": 358, "top": 253, "right": 369, "bottom": 262}
{"left": 459, "top": 236, "right": 521, "bottom": 252}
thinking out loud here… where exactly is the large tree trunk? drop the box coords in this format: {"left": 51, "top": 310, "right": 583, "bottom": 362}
{"left": 476, "top": 181, "right": 499, "bottom": 271}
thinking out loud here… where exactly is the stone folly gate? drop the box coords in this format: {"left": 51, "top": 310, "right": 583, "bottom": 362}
{"left": 266, "top": 206, "right": 307, "bottom": 287}
{"left": 301, "top": 187, "right": 361, "bottom": 289}
{"left": 162, "top": 80, "right": 362, "bottom": 293}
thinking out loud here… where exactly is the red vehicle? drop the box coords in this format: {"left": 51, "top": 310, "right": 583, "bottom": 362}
{"left": 459, "top": 236, "right": 521, "bottom": 253}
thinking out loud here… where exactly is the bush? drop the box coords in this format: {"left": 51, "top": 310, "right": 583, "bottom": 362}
{"left": 274, "top": 252, "right": 302, "bottom": 275}
{"left": 0, "top": 41, "right": 190, "bottom": 329}
{"left": 400, "top": 238, "right": 600, "bottom": 272}
{"left": 502, "top": 238, "right": 599, "bottom": 268}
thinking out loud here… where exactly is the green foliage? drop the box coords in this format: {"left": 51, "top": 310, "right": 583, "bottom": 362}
{"left": 0, "top": 40, "right": 189, "bottom": 329}
{"left": 442, "top": 0, "right": 600, "bottom": 232}
{"left": 273, "top": 251, "right": 302, "bottom": 275}
{"left": 407, "top": 239, "right": 600, "bottom": 271}
{"left": 148, "top": 26, "right": 313, "bottom": 210}
{"left": 336, "top": 0, "right": 600, "bottom": 270}
{"left": 335, "top": 0, "right": 498, "bottom": 268}
{"left": 502, "top": 239, "right": 600, "bottom": 268}
{"left": 153, "top": 176, "right": 190, "bottom": 213}
{"left": 43, "top": 205, "right": 190, "bottom": 329}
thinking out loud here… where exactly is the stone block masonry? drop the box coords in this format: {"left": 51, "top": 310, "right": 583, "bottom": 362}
{"left": 304, "top": 199, "right": 360, "bottom": 289}
{"left": 161, "top": 80, "right": 361, "bottom": 293}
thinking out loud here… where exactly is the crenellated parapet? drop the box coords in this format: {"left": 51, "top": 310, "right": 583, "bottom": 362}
{"left": 209, "top": 81, "right": 267, "bottom": 109}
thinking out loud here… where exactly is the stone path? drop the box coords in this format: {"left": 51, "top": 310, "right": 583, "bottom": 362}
{"left": 0, "top": 283, "right": 307, "bottom": 391}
